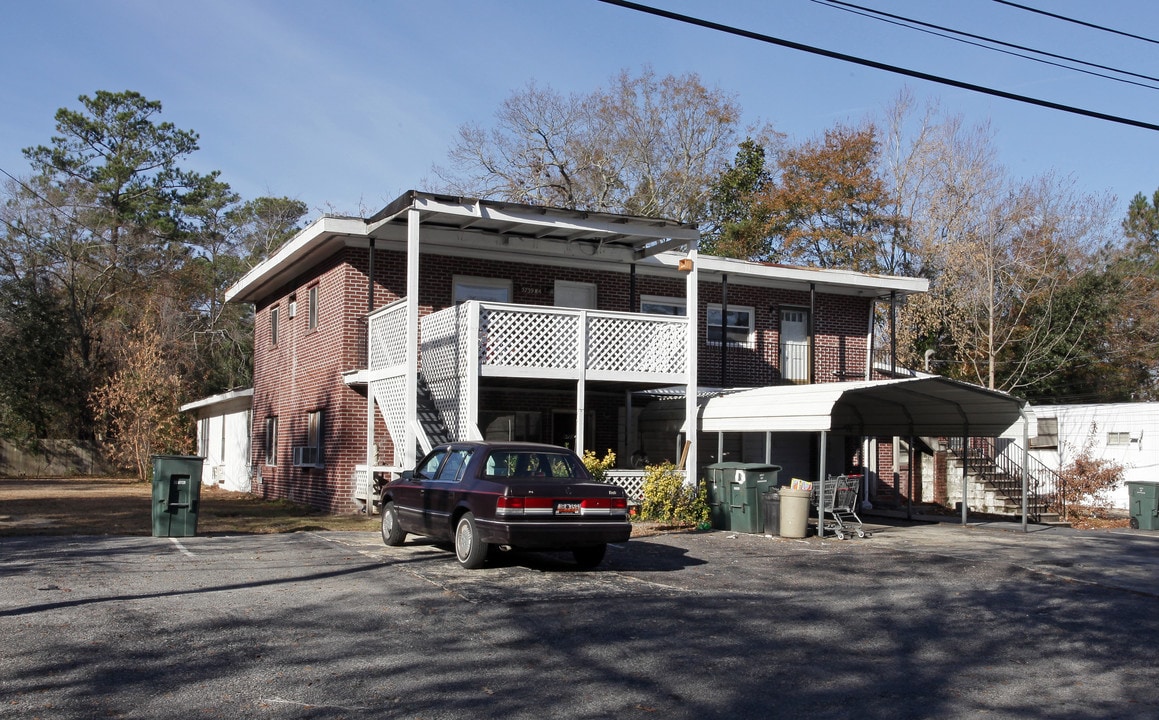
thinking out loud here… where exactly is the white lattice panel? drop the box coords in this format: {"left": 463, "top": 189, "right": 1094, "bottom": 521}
{"left": 480, "top": 307, "right": 578, "bottom": 369}
{"left": 369, "top": 301, "right": 408, "bottom": 371}
{"left": 605, "top": 470, "right": 647, "bottom": 501}
{"left": 588, "top": 316, "right": 687, "bottom": 374}
{"left": 420, "top": 305, "right": 464, "bottom": 382}
{"left": 372, "top": 377, "right": 409, "bottom": 452}
{"left": 421, "top": 305, "right": 470, "bottom": 439}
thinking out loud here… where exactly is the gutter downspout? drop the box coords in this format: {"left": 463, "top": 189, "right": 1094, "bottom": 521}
{"left": 890, "top": 290, "right": 897, "bottom": 377}
{"left": 809, "top": 283, "right": 816, "bottom": 385}
{"left": 720, "top": 273, "right": 728, "bottom": 390}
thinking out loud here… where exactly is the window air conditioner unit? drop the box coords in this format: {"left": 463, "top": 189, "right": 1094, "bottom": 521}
{"left": 292, "top": 446, "right": 320, "bottom": 467}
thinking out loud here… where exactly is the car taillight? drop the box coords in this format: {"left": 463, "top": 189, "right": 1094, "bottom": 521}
{"left": 580, "top": 497, "right": 628, "bottom": 514}
{"left": 496, "top": 496, "right": 554, "bottom": 516}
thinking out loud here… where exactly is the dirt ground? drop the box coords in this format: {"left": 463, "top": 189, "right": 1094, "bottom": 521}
{"left": 0, "top": 476, "right": 684, "bottom": 537}
{"left": 0, "top": 476, "right": 378, "bottom": 536}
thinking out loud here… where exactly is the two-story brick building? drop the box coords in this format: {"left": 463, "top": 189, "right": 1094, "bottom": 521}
{"left": 225, "top": 190, "right": 934, "bottom": 513}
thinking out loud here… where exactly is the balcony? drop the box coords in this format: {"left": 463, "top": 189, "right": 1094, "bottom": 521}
{"left": 421, "top": 301, "right": 688, "bottom": 383}
{"left": 367, "top": 298, "right": 691, "bottom": 448}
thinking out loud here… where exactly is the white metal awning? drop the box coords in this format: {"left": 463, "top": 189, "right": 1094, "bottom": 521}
{"left": 700, "top": 377, "right": 1029, "bottom": 437}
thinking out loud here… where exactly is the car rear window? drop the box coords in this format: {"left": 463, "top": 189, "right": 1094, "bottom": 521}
{"left": 483, "top": 450, "right": 588, "bottom": 479}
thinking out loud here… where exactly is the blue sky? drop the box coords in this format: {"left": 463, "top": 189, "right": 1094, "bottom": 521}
{"left": 3, "top": 0, "right": 1157, "bottom": 223}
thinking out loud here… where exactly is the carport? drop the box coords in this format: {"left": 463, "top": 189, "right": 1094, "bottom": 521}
{"left": 700, "top": 377, "right": 1034, "bottom": 532}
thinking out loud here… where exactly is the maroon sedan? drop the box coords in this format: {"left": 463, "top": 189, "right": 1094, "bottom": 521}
{"left": 377, "top": 442, "right": 631, "bottom": 569}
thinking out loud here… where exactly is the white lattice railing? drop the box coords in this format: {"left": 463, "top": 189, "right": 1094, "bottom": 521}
{"left": 353, "top": 464, "right": 401, "bottom": 502}
{"left": 473, "top": 302, "right": 688, "bottom": 382}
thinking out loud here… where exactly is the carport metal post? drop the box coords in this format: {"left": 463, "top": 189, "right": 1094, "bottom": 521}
{"left": 1021, "top": 408, "right": 1030, "bottom": 533}
{"left": 907, "top": 435, "right": 914, "bottom": 521}
{"left": 818, "top": 430, "right": 827, "bottom": 539}
{"left": 961, "top": 435, "right": 968, "bottom": 525}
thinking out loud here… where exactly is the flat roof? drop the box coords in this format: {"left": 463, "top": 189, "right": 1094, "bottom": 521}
{"left": 227, "top": 189, "right": 927, "bottom": 305}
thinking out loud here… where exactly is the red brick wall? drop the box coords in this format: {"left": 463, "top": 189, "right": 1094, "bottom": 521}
{"left": 250, "top": 246, "right": 876, "bottom": 512}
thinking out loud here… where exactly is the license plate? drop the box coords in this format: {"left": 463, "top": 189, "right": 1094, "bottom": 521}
{"left": 555, "top": 502, "right": 581, "bottom": 515}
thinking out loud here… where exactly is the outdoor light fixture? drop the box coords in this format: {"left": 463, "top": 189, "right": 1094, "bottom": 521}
{"left": 678, "top": 258, "right": 693, "bottom": 272}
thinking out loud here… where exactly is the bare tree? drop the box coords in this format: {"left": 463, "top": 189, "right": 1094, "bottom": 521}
{"left": 431, "top": 67, "right": 743, "bottom": 223}
{"left": 894, "top": 109, "right": 1114, "bottom": 392}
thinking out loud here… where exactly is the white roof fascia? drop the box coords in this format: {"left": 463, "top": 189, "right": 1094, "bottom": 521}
{"left": 695, "top": 253, "right": 928, "bottom": 296}
{"left": 226, "top": 215, "right": 367, "bottom": 303}
{"left": 642, "top": 251, "right": 929, "bottom": 298}
{"left": 179, "top": 388, "right": 254, "bottom": 413}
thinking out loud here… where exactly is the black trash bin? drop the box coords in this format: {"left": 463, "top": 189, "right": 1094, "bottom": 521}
{"left": 151, "top": 455, "right": 205, "bottom": 537}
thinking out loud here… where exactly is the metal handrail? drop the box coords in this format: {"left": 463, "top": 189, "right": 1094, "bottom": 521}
{"left": 948, "top": 437, "right": 1062, "bottom": 521}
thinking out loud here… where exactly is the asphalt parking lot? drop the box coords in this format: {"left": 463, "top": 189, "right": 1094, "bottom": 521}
{"left": 3, "top": 521, "right": 1158, "bottom": 719}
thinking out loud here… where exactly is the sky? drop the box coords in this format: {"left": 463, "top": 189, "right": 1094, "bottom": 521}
{"left": 3, "top": 0, "right": 1158, "bottom": 225}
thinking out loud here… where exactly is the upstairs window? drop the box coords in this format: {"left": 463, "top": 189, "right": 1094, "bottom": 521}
{"left": 308, "top": 285, "right": 319, "bottom": 330}
{"left": 270, "top": 306, "right": 280, "bottom": 346}
{"left": 707, "top": 304, "right": 755, "bottom": 347}
{"left": 453, "top": 276, "right": 512, "bottom": 304}
{"left": 640, "top": 295, "right": 686, "bottom": 316}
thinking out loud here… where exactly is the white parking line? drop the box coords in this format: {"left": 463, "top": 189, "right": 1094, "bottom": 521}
{"left": 169, "top": 537, "right": 195, "bottom": 558}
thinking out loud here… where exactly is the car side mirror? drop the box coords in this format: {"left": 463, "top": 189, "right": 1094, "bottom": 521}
{"left": 399, "top": 470, "right": 416, "bottom": 481}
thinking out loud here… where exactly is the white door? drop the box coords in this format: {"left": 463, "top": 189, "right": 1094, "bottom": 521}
{"left": 780, "top": 309, "right": 810, "bottom": 384}
{"left": 554, "top": 280, "right": 597, "bottom": 309}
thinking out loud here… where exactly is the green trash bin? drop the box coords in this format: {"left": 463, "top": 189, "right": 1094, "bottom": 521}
{"left": 727, "top": 463, "right": 782, "bottom": 534}
{"left": 1127, "top": 481, "right": 1159, "bottom": 530}
{"left": 152, "top": 455, "right": 205, "bottom": 537}
{"left": 705, "top": 463, "right": 744, "bottom": 530}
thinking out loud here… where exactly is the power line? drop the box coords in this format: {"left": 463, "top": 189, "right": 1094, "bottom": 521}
{"left": 993, "top": 0, "right": 1159, "bottom": 46}
{"left": 816, "top": 0, "right": 1159, "bottom": 89}
{"left": 595, "top": 0, "right": 1159, "bottom": 132}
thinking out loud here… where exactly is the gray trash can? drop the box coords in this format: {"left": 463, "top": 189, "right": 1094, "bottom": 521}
{"left": 779, "top": 487, "right": 811, "bottom": 538}
{"left": 151, "top": 455, "right": 205, "bottom": 537}
{"left": 763, "top": 488, "right": 781, "bottom": 535}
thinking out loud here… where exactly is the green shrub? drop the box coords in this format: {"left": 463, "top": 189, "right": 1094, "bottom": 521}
{"left": 638, "top": 462, "right": 709, "bottom": 526}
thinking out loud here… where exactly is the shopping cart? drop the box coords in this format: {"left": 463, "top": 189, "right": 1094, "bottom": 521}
{"left": 812, "top": 474, "right": 869, "bottom": 539}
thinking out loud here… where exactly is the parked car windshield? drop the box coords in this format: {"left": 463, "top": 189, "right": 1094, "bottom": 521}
{"left": 482, "top": 450, "right": 589, "bottom": 479}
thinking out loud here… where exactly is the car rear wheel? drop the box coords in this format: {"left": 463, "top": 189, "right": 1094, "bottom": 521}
{"left": 454, "top": 512, "right": 488, "bottom": 569}
{"left": 572, "top": 543, "right": 607, "bottom": 568}
{"left": 381, "top": 500, "right": 406, "bottom": 546}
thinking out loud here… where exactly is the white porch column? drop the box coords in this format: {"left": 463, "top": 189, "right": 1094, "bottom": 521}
{"left": 575, "top": 309, "right": 588, "bottom": 453}
{"left": 465, "top": 302, "right": 481, "bottom": 440}
{"left": 404, "top": 208, "right": 420, "bottom": 468}
{"left": 684, "top": 246, "right": 699, "bottom": 481}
